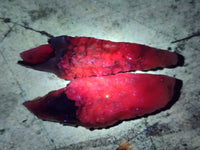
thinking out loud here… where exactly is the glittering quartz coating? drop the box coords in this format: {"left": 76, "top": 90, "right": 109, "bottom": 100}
{"left": 23, "top": 73, "right": 176, "bottom": 129}
{"left": 19, "top": 36, "right": 178, "bottom": 80}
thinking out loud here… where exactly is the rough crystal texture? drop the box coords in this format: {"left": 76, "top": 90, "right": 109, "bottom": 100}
{"left": 19, "top": 36, "right": 178, "bottom": 80}
{"left": 59, "top": 36, "right": 178, "bottom": 79}
{"left": 20, "top": 36, "right": 179, "bottom": 129}
{"left": 23, "top": 73, "right": 176, "bottom": 128}
{"left": 65, "top": 73, "right": 176, "bottom": 128}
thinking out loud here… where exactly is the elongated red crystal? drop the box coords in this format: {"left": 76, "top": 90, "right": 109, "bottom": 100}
{"left": 59, "top": 37, "right": 178, "bottom": 79}
{"left": 19, "top": 36, "right": 178, "bottom": 79}
{"left": 23, "top": 73, "right": 176, "bottom": 128}
{"left": 20, "top": 36, "right": 181, "bottom": 129}
{"left": 20, "top": 44, "right": 53, "bottom": 64}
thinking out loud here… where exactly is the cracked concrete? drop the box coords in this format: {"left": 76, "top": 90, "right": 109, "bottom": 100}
{"left": 0, "top": 0, "right": 200, "bottom": 150}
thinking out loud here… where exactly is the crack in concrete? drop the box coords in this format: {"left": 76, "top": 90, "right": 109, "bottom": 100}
{"left": 0, "top": 17, "right": 54, "bottom": 38}
{"left": 3, "top": 27, "right": 13, "bottom": 39}
{"left": 171, "top": 31, "right": 200, "bottom": 43}
{"left": 144, "top": 119, "right": 156, "bottom": 150}
{"left": 0, "top": 50, "right": 26, "bottom": 99}
{"left": 0, "top": 18, "right": 15, "bottom": 43}
{"left": 0, "top": 17, "right": 57, "bottom": 149}
{"left": 19, "top": 24, "right": 54, "bottom": 38}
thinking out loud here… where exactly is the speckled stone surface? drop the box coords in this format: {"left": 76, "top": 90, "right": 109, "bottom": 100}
{"left": 0, "top": 0, "right": 200, "bottom": 150}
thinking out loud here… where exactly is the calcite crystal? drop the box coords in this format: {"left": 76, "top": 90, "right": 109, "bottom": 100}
{"left": 19, "top": 36, "right": 180, "bottom": 129}
{"left": 19, "top": 36, "right": 178, "bottom": 79}
{"left": 23, "top": 73, "right": 176, "bottom": 129}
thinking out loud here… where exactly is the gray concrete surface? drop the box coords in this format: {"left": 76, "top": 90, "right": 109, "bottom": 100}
{"left": 0, "top": 0, "right": 200, "bottom": 150}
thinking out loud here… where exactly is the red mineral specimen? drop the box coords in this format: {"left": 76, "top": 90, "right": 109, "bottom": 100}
{"left": 19, "top": 36, "right": 178, "bottom": 80}
{"left": 20, "top": 44, "right": 53, "bottom": 64}
{"left": 23, "top": 73, "right": 176, "bottom": 129}
{"left": 20, "top": 36, "right": 181, "bottom": 129}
